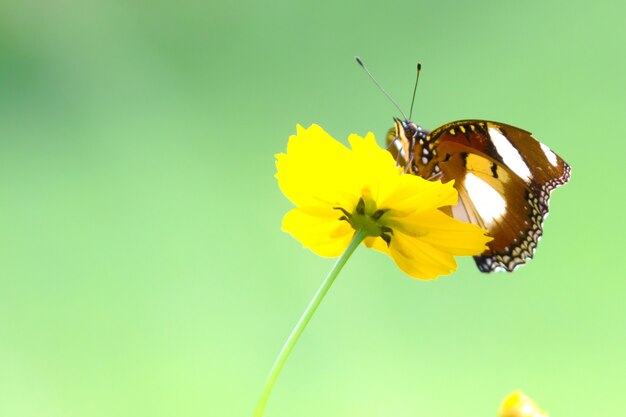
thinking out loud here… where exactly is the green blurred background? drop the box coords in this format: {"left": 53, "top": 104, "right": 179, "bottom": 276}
{"left": 1, "top": 0, "right": 624, "bottom": 416}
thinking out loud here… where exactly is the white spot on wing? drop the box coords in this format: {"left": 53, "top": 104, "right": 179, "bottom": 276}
{"left": 451, "top": 199, "right": 470, "bottom": 223}
{"left": 489, "top": 127, "right": 532, "bottom": 182}
{"left": 540, "top": 142, "right": 559, "bottom": 167}
{"left": 464, "top": 173, "right": 507, "bottom": 226}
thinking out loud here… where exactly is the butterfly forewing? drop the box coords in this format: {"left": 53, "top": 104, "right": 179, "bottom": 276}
{"left": 388, "top": 119, "right": 571, "bottom": 272}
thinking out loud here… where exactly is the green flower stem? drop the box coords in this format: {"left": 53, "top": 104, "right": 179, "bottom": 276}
{"left": 253, "top": 229, "right": 368, "bottom": 417}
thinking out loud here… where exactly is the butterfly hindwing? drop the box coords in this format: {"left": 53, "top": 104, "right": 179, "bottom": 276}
{"left": 436, "top": 147, "right": 547, "bottom": 271}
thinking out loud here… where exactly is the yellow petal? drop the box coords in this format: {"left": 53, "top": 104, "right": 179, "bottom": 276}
{"left": 379, "top": 176, "right": 458, "bottom": 215}
{"left": 363, "top": 236, "right": 390, "bottom": 254}
{"left": 388, "top": 209, "right": 492, "bottom": 255}
{"left": 276, "top": 124, "right": 359, "bottom": 209}
{"left": 282, "top": 207, "right": 354, "bottom": 257}
{"left": 388, "top": 228, "right": 458, "bottom": 279}
{"left": 346, "top": 132, "right": 401, "bottom": 201}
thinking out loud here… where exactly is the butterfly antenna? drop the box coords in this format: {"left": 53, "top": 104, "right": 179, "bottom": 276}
{"left": 355, "top": 56, "right": 408, "bottom": 120}
{"left": 408, "top": 63, "right": 421, "bottom": 120}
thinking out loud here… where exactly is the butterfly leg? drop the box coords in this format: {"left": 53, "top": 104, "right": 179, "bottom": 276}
{"left": 403, "top": 155, "right": 415, "bottom": 173}
{"left": 386, "top": 136, "right": 399, "bottom": 151}
{"left": 426, "top": 172, "right": 443, "bottom": 181}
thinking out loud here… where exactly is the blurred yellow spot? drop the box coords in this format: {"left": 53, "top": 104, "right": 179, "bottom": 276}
{"left": 499, "top": 391, "right": 549, "bottom": 417}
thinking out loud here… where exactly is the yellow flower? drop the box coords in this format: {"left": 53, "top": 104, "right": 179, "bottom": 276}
{"left": 275, "top": 124, "right": 492, "bottom": 280}
{"left": 499, "top": 391, "right": 550, "bottom": 417}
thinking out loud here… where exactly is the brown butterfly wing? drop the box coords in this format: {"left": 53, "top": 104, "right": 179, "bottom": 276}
{"left": 490, "top": 122, "right": 571, "bottom": 206}
{"left": 428, "top": 120, "right": 571, "bottom": 272}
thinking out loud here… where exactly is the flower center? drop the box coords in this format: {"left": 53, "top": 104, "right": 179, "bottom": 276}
{"left": 334, "top": 188, "right": 393, "bottom": 245}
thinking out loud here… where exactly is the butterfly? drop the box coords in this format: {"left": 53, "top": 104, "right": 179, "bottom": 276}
{"left": 386, "top": 118, "right": 571, "bottom": 272}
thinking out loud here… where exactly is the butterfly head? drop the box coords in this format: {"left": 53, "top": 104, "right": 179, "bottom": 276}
{"left": 386, "top": 117, "right": 435, "bottom": 175}
{"left": 393, "top": 117, "right": 430, "bottom": 145}
{"left": 392, "top": 117, "right": 417, "bottom": 138}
